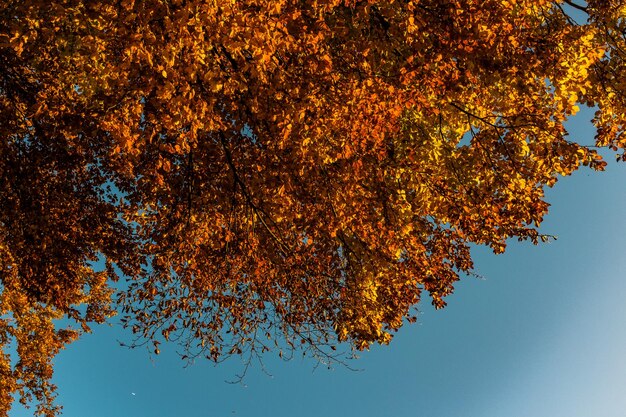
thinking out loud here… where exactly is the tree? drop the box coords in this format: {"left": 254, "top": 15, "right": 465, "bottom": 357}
{"left": 1, "top": 0, "right": 624, "bottom": 415}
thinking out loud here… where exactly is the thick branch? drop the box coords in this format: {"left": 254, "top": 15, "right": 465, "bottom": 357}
{"left": 563, "top": 0, "right": 587, "bottom": 13}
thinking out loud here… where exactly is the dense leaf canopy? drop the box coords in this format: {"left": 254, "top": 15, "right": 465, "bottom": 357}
{"left": 1, "top": 0, "right": 625, "bottom": 415}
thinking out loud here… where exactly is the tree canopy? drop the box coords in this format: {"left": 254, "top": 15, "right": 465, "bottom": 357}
{"left": 1, "top": 0, "right": 625, "bottom": 415}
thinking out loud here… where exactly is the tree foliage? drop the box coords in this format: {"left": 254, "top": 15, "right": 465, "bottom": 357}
{"left": 1, "top": 0, "right": 625, "bottom": 414}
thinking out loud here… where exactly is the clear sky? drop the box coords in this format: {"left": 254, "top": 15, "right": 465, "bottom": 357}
{"left": 10, "top": 111, "right": 626, "bottom": 417}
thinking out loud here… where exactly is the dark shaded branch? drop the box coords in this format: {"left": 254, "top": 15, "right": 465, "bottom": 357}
{"left": 563, "top": 0, "right": 587, "bottom": 13}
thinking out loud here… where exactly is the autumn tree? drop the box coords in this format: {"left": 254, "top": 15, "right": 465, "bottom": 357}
{"left": 1, "top": 0, "right": 625, "bottom": 415}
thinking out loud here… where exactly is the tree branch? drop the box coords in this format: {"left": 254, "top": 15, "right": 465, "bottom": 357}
{"left": 563, "top": 0, "right": 587, "bottom": 13}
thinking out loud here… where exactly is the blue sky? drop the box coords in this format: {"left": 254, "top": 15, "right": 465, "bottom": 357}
{"left": 10, "top": 112, "right": 626, "bottom": 417}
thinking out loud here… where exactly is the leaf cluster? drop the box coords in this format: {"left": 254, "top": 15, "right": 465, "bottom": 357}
{"left": 1, "top": 1, "right": 624, "bottom": 415}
